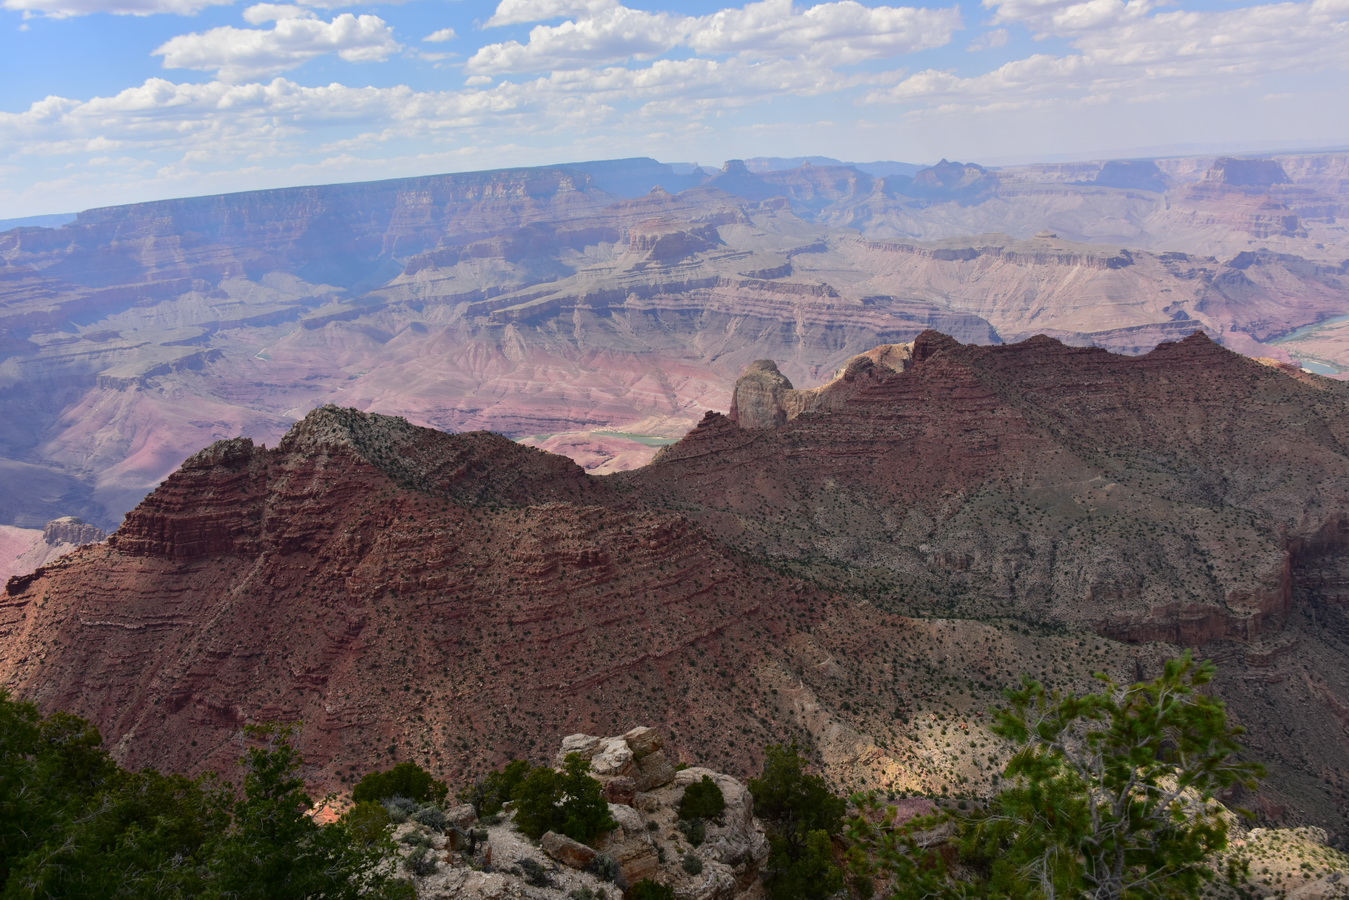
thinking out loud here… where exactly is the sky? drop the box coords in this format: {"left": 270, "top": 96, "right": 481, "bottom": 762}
{"left": 2, "top": 0, "right": 1348, "bottom": 218}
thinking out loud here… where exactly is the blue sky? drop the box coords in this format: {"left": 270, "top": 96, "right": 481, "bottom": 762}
{"left": 2, "top": 0, "right": 1347, "bottom": 217}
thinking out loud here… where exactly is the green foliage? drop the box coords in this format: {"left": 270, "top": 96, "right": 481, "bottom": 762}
{"left": 679, "top": 817, "right": 706, "bottom": 847}
{"left": 462, "top": 758, "right": 533, "bottom": 816}
{"left": 0, "top": 693, "right": 407, "bottom": 900}
{"left": 404, "top": 847, "right": 437, "bottom": 877}
{"left": 627, "top": 880, "right": 676, "bottom": 900}
{"left": 352, "top": 760, "right": 448, "bottom": 806}
{"left": 343, "top": 800, "right": 393, "bottom": 846}
{"left": 412, "top": 804, "right": 448, "bottom": 831}
{"left": 750, "top": 743, "right": 847, "bottom": 900}
{"left": 517, "top": 857, "right": 553, "bottom": 887}
{"left": 848, "top": 653, "right": 1266, "bottom": 900}
{"left": 765, "top": 830, "right": 846, "bottom": 900}
{"left": 588, "top": 852, "right": 619, "bottom": 882}
{"left": 510, "top": 753, "right": 618, "bottom": 844}
{"left": 677, "top": 775, "right": 726, "bottom": 822}
{"left": 207, "top": 723, "right": 402, "bottom": 900}
{"left": 0, "top": 690, "right": 228, "bottom": 898}
{"left": 682, "top": 852, "right": 704, "bottom": 875}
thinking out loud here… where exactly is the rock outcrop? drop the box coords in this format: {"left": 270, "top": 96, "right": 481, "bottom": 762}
{"left": 729, "top": 344, "right": 915, "bottom": 429}
{"left": 400, "top": 728, "right": 767, "bottom": 900}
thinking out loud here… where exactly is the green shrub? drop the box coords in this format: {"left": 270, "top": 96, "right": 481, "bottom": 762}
{"left": 628, "top": 880, "right": 676, "bottom": 900}
{"left": 518, "top": 857, "right": 552, "bottom": 887}
{"left": 404, "top": 847, "right": 437, "bottom": 876}
{"left": 678, "top": 775, "right": 726, "bottom": 822}
{"left": 588, "top": 852, "right": 619, "bottom": 882}
{"left": 462, "top": 759, "right": 532, "bottom": 816}
{"left": 682, "top": 853, "right": 704, "bottom": 875}
{"left": 679, "top": 818, "right": 706, "bottom": 847}
{"left": 0, "top": 695, "right": 410, "bottom": 900}
{"left": 511, "top": 754, "right": 617, "bottom": 843}
{"left": 383, "top": 796, "right": 417, "bottom": 823}
{"left": 412, "top": 804, "right": 448, "bottom": 831}
{"left": 353, "top": 761, "right": 448, "bottom": 806}
{"left": 750, "top": 744, "right": 846, "bottom": 900}
{"left": 342, "top": 801, "right": 392, "bottom": 846}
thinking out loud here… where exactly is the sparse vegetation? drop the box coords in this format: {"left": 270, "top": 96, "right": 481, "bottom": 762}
{"left": 850, "top": 654, "right": 1266, "bottom": 899}
{"left": 461, "top": 758, "right": 533, "bottom": 816}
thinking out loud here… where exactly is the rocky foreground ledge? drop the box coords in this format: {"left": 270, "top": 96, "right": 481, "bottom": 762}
{"left": 396, "top": 727, "right": 768, "bottom": 900}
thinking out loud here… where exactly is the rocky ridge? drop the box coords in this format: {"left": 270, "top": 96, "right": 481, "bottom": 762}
{"left": 4, "top": 335, "right": 1349, "bottom": 836}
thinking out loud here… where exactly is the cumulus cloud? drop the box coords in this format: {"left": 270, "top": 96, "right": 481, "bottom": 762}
{"left": 424, "top": 27, "right": 457, "bottom": 42}
{"left": 869, "top": 0, "right": 1349, "bottom": 110}
{"left": 468, "top": 0, "right": 961, "bottom": 74}
{"left": 2, "top": 0, "right": 230, "bottom": 17}
{"left": 982, "top": 0, "right": 1159, "bottom": 35}
{"left": 688, "top": 0, "right": 961, "bottom": 65}
{"left": 485, "top": 0, "right": 620, "bottom": 28}
{"left": 153, "top": 11, "right": 402, "bottom": 82}
{"left": 468, "top": 5, "right": 684, "bottom": 73}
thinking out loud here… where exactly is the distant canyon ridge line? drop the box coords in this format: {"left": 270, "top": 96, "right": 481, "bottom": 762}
{"left": 1, "top": 151, "right": 1348, "bottom": 574}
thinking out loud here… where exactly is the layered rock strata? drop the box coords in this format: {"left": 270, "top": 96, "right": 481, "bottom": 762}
{"left": 5, "top": 335, "right": 1349, "bottom": 836}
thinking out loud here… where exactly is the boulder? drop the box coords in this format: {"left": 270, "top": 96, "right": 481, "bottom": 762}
{"left": 559, "top": 733, "right": 604, "bottom": 759}
{"left": 624, "top": 726, "right": 677, "bottom": 790}
{"left": 624, "top": 725, "right": 664, "bottom": 757}
{"left": 590, "top": 736, "right": 635, "bottom": 776}
{"left": 541, "top": 831, "right": 597, "bottom": 869}
{"left": 446, "top": 803, "right": 478, "bottom": 829}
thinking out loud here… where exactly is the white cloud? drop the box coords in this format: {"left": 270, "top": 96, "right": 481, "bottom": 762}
{"left": 870, "top": 0, "right": 1349, "bottom": 110}
{"left": 485, "top": 0, "right": 619, "bottom": 28}
{"left": 2, "top": 0, "right": 229, "bottom": 17}
{"left": 424, "top": 27, "right": 457, "bottom": 42}
{"left": 982, "top": 0, "right": 1159, "bottom": 35}
{"left": 153, "top": 11, "right": 402, "bottom": 82}
{"left": 688, "top": 0, "right": 961, "bottom": 65}
{"left": 468, "top": 0, "right": 961, "bottom": 74}
{"left": 468, "top": 4, "right": 685, "bottom": 73}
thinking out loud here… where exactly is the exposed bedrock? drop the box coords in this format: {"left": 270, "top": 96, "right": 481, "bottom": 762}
{"left": 666, "top": 331, "right": 1349, "bottom": 649}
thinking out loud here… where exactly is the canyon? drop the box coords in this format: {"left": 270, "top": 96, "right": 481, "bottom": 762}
{"left": 1, "top": 152, "right": 1348, "bottom": 575}
{"left": 3, "top": 333, "right": 1348, "bottom": 839}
